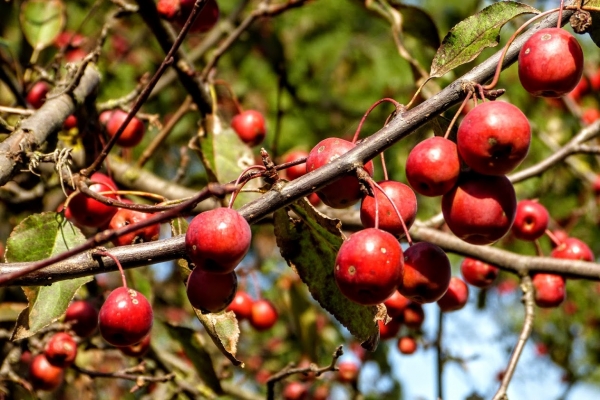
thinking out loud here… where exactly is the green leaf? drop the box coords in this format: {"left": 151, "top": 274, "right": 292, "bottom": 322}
{"left": 194, "top": 115, "right": 260, "bottom": 208}
{"left": 6, "top": 212, "right": 90, "bottom": 340}
{"left": 193, "top": 310, "right": 243, "bottom": 366}
{"left": 430, "top": 1, "right": 539, "bottom": 78}
{"left": 273, "top": 198, "right": 383, "bottom": 350}
{"left": 20, "top": 0, "right": 65, "bottom": 51}
{"left": 164, "top": 323, "right": 223, "bottom": 395}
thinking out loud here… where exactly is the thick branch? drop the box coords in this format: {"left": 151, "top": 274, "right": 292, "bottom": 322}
{"left": 0, "top": 65, "right": 101, "bottom": 186}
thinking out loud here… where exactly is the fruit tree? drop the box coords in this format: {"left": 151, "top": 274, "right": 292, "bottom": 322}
{"left": 1, "top": 0, "right": 600, "bottom": 399}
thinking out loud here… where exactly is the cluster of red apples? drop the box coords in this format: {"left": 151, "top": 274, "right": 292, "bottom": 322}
{"left": 184, "top": 207, "right": 278, "bottom": 330}
{"left": 27, "top": 299, "right": 151, "bottom": 391}
{"left": 274, "top": 23, "right": 590, "bottom": 342}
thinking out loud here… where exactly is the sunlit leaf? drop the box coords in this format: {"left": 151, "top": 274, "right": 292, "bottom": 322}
{"left": 430, "top": 1, "right": 539, "bottom": 78}
{"left": 273, "top": 198, "right": 382, "bottom": 350}
{"left": 6, "top": 212, "right": 90, "bottom": 340}
{"left": 194, "top": 115, "right": 260, "bottom": 208}
{"left": 193, "top": 310, "right": 243, "bottom": 366}
{"left": 164, "top": 323, "right": 223, "bottom": 395}
{"left": 20, "top": 0, "right": 65, "bottom": 50}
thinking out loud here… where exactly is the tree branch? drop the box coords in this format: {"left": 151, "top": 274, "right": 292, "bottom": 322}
{"left": 0, "top": 65, "right": 101, "bottom": 186}
{"left": 492, "top": 275, "right": 535, "bottom": 400}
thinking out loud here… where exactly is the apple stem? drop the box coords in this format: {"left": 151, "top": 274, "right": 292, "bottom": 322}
{"left": 545, "top": 229, "right": 563, "bottom": 247}
{"left": 213, "top": 79, "right": 244, "bottom": 114}
{"left": 482, "top": 7, "right": 562, "bottom": 91}
{"left": 351, "top": 98, "right": 402, "bottom": 144}
{"left": 366, "top": 179, "right": 380, "bottom": 230}
{"left": 380, "top": 151, "right": 389, "bottom": 181}
{"left": 371, "top": 179, "right": 413, "bottom": 245}
{"left": 445, "top": 90, "right": 473, "bottom": 139}
{"left": 557, "top": 0, "right": 565, "bottom": 29}
{"left": 95, "top": 250, "right": 128, "bottom": 289}
{"left": 228, "top": 165, "right": 267, "bottom": 209}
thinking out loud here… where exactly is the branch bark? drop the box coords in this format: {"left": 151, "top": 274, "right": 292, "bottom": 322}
{"left": 0, "top": 64, "right": 101, "bottom": 186}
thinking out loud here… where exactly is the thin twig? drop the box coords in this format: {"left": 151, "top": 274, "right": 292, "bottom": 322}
{"left": 265, "top": 345, "right": 343, "bottom": 400}
{"left": 492, "top": 275, "right": 535, "bottom": 400}
{"left": 436, "top": 308, "right": 444, "bottom": 400}
{"left": 136, "top": 96, "right": 193, "bottom": 168}
{"left": 200, "top": 0, "right": 310, "bottom": 79}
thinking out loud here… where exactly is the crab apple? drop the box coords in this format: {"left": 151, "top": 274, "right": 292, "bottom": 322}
{"left": 532, "top": 273, "right": 566, "bottom": 308}
{"left": 157, "top": 0, "right": 179, "bottom": 20}
{"left": 185, "top": 208, "right": 251, "bottom": 273}
{"left": 398, "top": 336, "right": 417, "bottom": 355}
{"left": 383, "top": 291, "right": 411, "bottom": 318}
{"left": 398, "top": 242, "right": 451, "bottom": 304}
{"left": 457, "top": 102, "right": 531, "bottom": 176}
{"left": 67, "top": 172, "right": 119, "bottom": 228}
{"left": 360, "top": 180, "right": 418, "bottom": 237}
{"left": 119, "top": 334, "right": 151, "bottom": 358}
{"left": 460, "top": 258, "right": 500, "bottom": 288}
{"left": 108, "top": 208, "right": 160, "bottom": 246}
{"left": 518, "top": 28, "right": 584, "bottom": 97}
{"left": 334, "top": 228, "right": 403, "bottom": 305}
{"left": 181, "top": 0, "right": 220, "bottom": 33}
{"left": 511, "top": 199, "right": 549, "bottom": 241}
{"left": 378, "top": 318, "right": 402, "bottom": 340}
{"left": 282, "top": 381, "right": 308, "bottom": 400}
{"left": 226, "top": 290, "right": 254, "bottom": 320}
{"left": 249, "top": 299, "right": 278, "bottom": 331}
{"left": 403, "top": 302, "right": 425, "bottom": 329}
{"left": 29, "top": 354, "right": 64, "bottom": 391}
{"left": 337, "top": 360, "right": 359, "bottom": 383}
{"left": 582, "top": 108, "right": 600, "bottom": 125}
{"left": 306, "top": 137, "right": 374, "bottom": 209}
{"left": 567, "top": 76, "right": 589, "bottom": 102}
{"left": 105, "top": 110, "right": 146, "bottom": 148}
{"left": 186, "top": 268, "right": 237, "bottom": 313}
{"left": 64, "top": 300, "right": 98, "bottom": 338}
{"left": 231, "top": 110, "right": 266, "bottom": 146}
{"left": 405, "top": 136, "right": 460, "bottom": 196}
{"left": 442, "top": 173, "right": 517, "bottom": 245}
{"left": 44, "top": 332, "right": 77, "bottom": 368}
{"left": 282, "top": 149, "right": 309, "bottom": 181}
{"left": 311, "top": 385, "right": 330, "bottom": 400}
{"left": 437, "top": 277, "right": 469, "bottom": 312}
{"left": 63, "top": 114, "right": 78, "bottom": 130}
{"left": 551, "top": 237, "right": 594, "bottom": 262}
{"left": 26, "top": 81, "right": 51, "bottom": 109}
{"left": 98, "top": 287, "right": 153, "bottom": 347}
